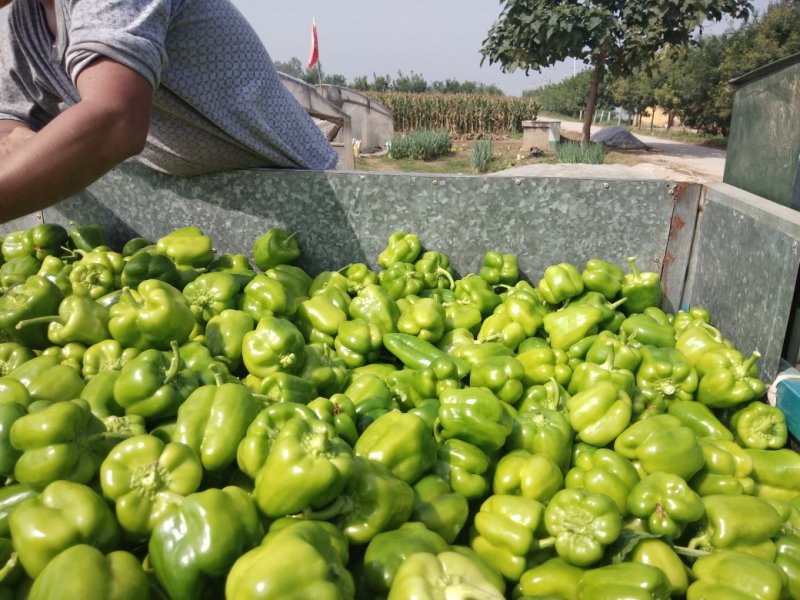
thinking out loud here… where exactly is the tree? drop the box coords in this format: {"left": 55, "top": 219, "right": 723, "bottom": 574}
{"left": 273, "top": 57, "right": 305, "bottom": 79}
{"left": 481, "top": 0, "right": 751, "bottom": 144}
{"left": 393, "top": 71, "right": 428, "bottom": 93}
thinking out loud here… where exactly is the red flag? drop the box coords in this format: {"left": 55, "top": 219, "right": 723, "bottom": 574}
{"left": 307, "top": 19, "right": 319, "bottom": 69}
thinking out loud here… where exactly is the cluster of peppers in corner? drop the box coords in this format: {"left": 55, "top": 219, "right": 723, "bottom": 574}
{"left": 0, "top": 222, "right": 795, "bottom": 599}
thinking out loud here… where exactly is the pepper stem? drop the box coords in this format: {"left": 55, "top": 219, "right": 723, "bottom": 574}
{"left": 302, "top": 495, "right": 352, "bottom": 521}
{"left": 535, "top": 536, "right": 557, "bottom": 550}
{"left": 163, "top": 341, "right": 181, "bottom": 385}
{"left": 15, "top": 315, "right": 61, "bottom": 330}
{"left": 608, "top": 297, "right": 627, "bottom": 311}
{"left": 438, "top": 267, "right": 456, "bottom": 290}
{"left": 672, "top": 544, "right": 711, "bottom": 559}
{"left": 119, "top": 287, "right": 142, "bottom": 308}
{"left": 627, "top": 257, "right": 641, "bottom": 278}
{"left": 281, "top": 231, "right": 300, "bottom": 249}
{"left": 737, "top": 350, "right": 762, "bottom": 378}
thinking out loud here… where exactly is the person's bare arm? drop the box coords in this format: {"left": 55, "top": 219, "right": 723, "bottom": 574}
{"left": 0, "top": 57, "right": 152, "bottom": 223}
{"left": 0, "top": 120, "right": 34, "bottom": 156}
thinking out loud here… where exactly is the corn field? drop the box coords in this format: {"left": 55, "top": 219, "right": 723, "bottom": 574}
{"left": 370, "top": 92, "right": 540, "bottom": 135}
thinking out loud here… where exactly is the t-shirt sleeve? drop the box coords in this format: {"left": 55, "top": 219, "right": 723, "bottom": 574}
{"left": 63, "top": 0, "right": 171, "bottom": 88}
{"left": 0, "top": 15, "right": 49, "bottom": 129}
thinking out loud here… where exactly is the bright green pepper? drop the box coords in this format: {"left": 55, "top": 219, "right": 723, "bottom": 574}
{"left": 28, "top": 544, "right": 148, "bottom": 600}
{"left": 518, "top": 378, "right": 570, "bottom": 413}
{"left": 308, "top": 394, "right": 359, "bottom": 447}
{"left": 66, "top": 222, "right": 105, "bottom": 253}
{"left": 239, "top": 273, "right": 298, "bottom": 321}
{"left": 411, "top": 474, "right": 469, "bottom": 544}
{"left": 688, "top": 550, "right": 788, "bottom": 599}
{"left": 81, "top": 339, "right": 139, "bottom": 380}
{"left": 689, "top": 494, "right": 783, "bottom": 558}
{"left": 697, "top": 350, "right": 766, "bottom": 408}
{"left": 675, "top": 321, "right": 728, "bottom": 365}
{"left": 620, "top": 309, "right": 676, "bottom": 349}
{"left": 506, "top": 405, "right": 572, "bottom": 472}
{"left": 177, "top": 340, "right": 231, "bottom": 385}
{"left": 747, "top": 448, "right": 800, "bottom": 501}
{"left": 397, "top": 297, "right": 446, "bottom": 342}
{"left": 8, "top": 354, "right": 85, "bottom": 403}
{"left": 378, "top": 231, "right": 422, "bottom": 269}
{"left": 204, "top": 309, "right": 254, "bottom": 373}
{"left": 543, "top": 304, "right": 604, "bottom": 351}
{"left": 493, "top": 449, "right": 563, "bottom": 504}
{"left": 113, "top": 342, "right": 200, "bottom": 420}
{"left": 354, "top": 409, "right": 437, "bottom": 484}
{"left": 155, "top": 226, "right": 214, "bottom": 268}
{"left": 565, "top": 445, "right": 640, "bottom": 515}
{"left": 672, "top": 305, "right": 712, "bottom": 336}
{"left": 470, "top": 493, "right": 548, "bottom": 581}
{"left": 251, "top": 371, "right": 317, "bottom": 404}
{"left": 432, "top": 438, "right": 491, "bottom": 501}
{"left": 635, "top": 345, "right": 698, "bottom": 408}
{"left": 627, "top": 471, "right": 704, "bottom": 539}
{"left": 568, "top": 347, "right": 635, "bottom": 396}
{"left": 614, "top": 414, "right": 704, "bottom": 480}
{"left": 0, "top": 255, "right": 42, "bottom": 292}
{"left": 338, "top": 262, "right": 378, "bottom": 295}
{"left": 0, "top": 276, "right": 63, "bottom": 348}
{"left": 174, "top": 380, "right": 260, "bottom": 472}
{"left": 295, "top": 294, "right": 348, "bottom": 346}
{"left": 182, "top": 272, "right": 242, "bottom": 324}
{"left": 252, "top": 417, "right": 354, "bottom": 518}
{"left": 226, "top": 519, "right": 354, "bottom": 599}
{"left": 581, "top": 258, "right": 625, "bottom": 300}
{"left": 334, "top": 318, "right": 382, "bottom": 368}
{"left": 628, "top": 538, "right": 690, "bottom": 597}
{"left": 415, "top": 251, "right": 456, "bottom": 290}
{"left": 15, "top": 295, "right": 109, "bottom": 347}
{"left": 469, "top": 355, "right": 525, "bottom": 405}
{"left": 384, "top": 332, "right": 470, "bottom": 379}
{"left": 1, "top": 224, "right": 67, "bottom": 262}
{"left": 537, "top": 262, "right": 584, "bottom": 305}
{"left": 442, "top": 299, "right": 483, "bottom": 334}
{"left": 775, "top": 534, "right": 800, "bottom": 599}
{"left": 0, "top": 402, "right": 26, "bottom": 480}
{"left": 109, "top": 280, "right": 194, "bottom": 350}
{"left": 480, "top": 251, "right": 519, "bottom": 287}
{"left": 691, "top": 439, "right": 755, "bottom": 496}
{"left": 516, "top": 557, "right": 585, "bottom": 600}
{"left": 120, "top": 251, "right": 179, "bottom": 288}
{"left": 0, "top": 343, "right": 34, "bottom": 377}
{"left": 578, "top": 562, "right": 671, "bottom": 600}
{"left": 567, "top": 381, "right": 632, "bottom": 447}
{"left": 252, "top": 228, "right": 301, "bottom": 271}
{"left": 36, "top": 255, "right": 73, "bottom": 295}
{"left": 666, "top": 399, "right": 734, "bottom": 441}
{"left": 100, "top": 433, "right": 203, "bottom": 540}
{"left": 379, "top": 262, "right": 425, "bottom": 300}
{"left": 149, "top": 486, "right": 263, "bottom": 600}
{"left": 241, "top": 316, "right": 306, "bottom": 378}
{"left": 436, "top": 387, "right": 514, "bottom": 454}
{"left": 516, "top": 345, "right": 572, "bottom": 387}
{"left": 387, "top": 551, "right": 505, "bottom": 600}
{"left": 543, "top": 487, "right": 622, "bottom": 567}
{"left": 621, "top": 256, "right": 664, "bottom": 314}
{"left": 494, "top": 294, "right": 546, "bottom": 339}
{"left": 68, "top": 259, "right": 116, "bottom": 299}
{"left": 10, "top": 480, "right": 120, "bottom": 578}
{"left": 454, "top": 274, "right": 502, "bottom": 317}
{"left": 729, "top": 401, "right": 787, "bottom": 450}
{"left": 477, "top": 312, "right": 526, "bottom": 351}
{"left": 297, "top": 343, "right": 349, "bottom": 397}
{"left": 349, "top": 283, "right": 400, "bottom": 335}
{"left": 261, "top": 263, "right": 311, "bottom": 300}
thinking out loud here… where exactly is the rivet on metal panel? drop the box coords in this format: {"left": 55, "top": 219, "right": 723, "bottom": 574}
{"left": 603, "top": 182, "right": 610, "bottom": 189}
{"left": 35, "top": 212, "right": 43, "bottom": 222}
{"left": 654, "top": 257, "right": 661, "bottom": 264}
{"left": 515, "top": 179, "right": 521, "bottom": 185}
{"left": 793, "top": 241, "right": 798, "bottom": 250}
{"left": 739, "top": 214, "right": 745, "bottom": 222}
{"left": 359, "top": 175, "right": 365, "bottom": 181}
{"left": 668, "top": 188, "right": 675, "bottom": 196}
{"left": 433, "top": 180, "right": 439, "bottom": 186}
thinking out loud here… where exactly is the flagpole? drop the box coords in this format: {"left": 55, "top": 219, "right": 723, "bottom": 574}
{"left": 317, "top": 58, "right": 323, "bottom": 85}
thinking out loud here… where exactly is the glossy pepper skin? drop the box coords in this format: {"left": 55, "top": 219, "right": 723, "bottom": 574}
{"left": 99, "top": 434, "right": 203, "bottom": 540}
{"left": 479, "top": 251, "right": 519, "bottom": 287}
{"left": 109, "top": 280, "right": 194, "bottom": 350}
{"left": 0, "top": 276, "right": 63, "bottom": 349}
{"left": 516, "top": 345, "right": 572, "bottom": 387}
{"left": 666, "top": 399, "right": 734, "bottom": 441}
{"left": 537, "top": 262, "right": 584, "bottom": 305}
{"left": 9, "top": 480, "right": 120, "bottom": 578}
{"left": 15, "top": 294, "right": 110, "bottom": 347}
{"left": 432, "top": 438, "right": 492, "bottom": 501}
{"left": 0, "top": 342, "right": 35, "bottom": 377}
{"left": 411, "top": 474, "right": 469, "bottom": 544}
{"left": 578, "top": 562, "right": 671, "bottom": 600}
{"left": 3, "top": 224, "right": 68, "bottom": 262}
{"left": 155, "top": 226, "right": 214, "bottom": 268}
{"left": 543, "top": 487, "right": 622, "bottom": 567}
{"left": 387, "top": 551, "right": 505, "bottom": 600}
{"left": 775, "top": 535, "right": 800, "bottom": 599}
{"left": 675, "top": 320, "right": 728, "bottom": 365}
{"left": 120, "top": 251, "right": 179, "bottom": 288}
{"left": 7, "top": 354, "right": 85, "bottom": 403}
{"left": 340, "top": 262, "right": 378, "bottom": 295}
{"left": 688, "top": 550, "right": 788, "bottom": 600}
{"left": 253, "top": 417, "right": 354, "bottom": 518}
{"left": 415, "top": 251, "right": 456, "bottom": 290}
{"left": 28, "top": 544, "right": 149, "bottom": 600}
{"left": 226, "top": 519, "right": 355, "bottom": 600}
{"left": 747, "top": 448, "right": 800, "bottom": 501}
{"left": 730, "top": 401, "right": 788, "bottom": 450}
{"left": 241, "top": 316, "right": 306, "bottom": 378}
{"left": 543, "top": 304, "right": 604, "bottom": 351}
{"left": 566, "top": 445, "right": 640, "bottom": 515}
{"left": 252, "top": 228, "right": 301, "bottom": 271}
{"left": 81, "top": 339, "right": 139, "bottom": 380}
{"left": 493, "top": 449, "right": 563, "bottom": 504}
{"left": 516, "top": 557, "right": 585, "bottom": 600}
{"left": 698, "top": 350, "right": 766, "bottom": 408}
{"left": 436, "top": 387, "right": 514, "bottom": 455}
{"left": 240, "top": 273, "right": 298, "bottom": 321}
{"left": 397, "top": 297, "right": 446, "bottom": 342}
{"left": 454, "top": 274, "right": 502, "bottom": 317}
{"left": 470, "top": 494, "right": 548, "bottom": 581}
{"left": 567, "top": 381, "right": 632, "bottom": 447}
{"left": 384, "top": 332, "right": 470, "bottom": 378}
{"left": 627, "top": 471, "right": 704, "bottom": 539}
{"left": 149, "top": 486, "right": 263, "bottom": 600}
{"left": 581, "top": 258, "right": 625, "bottom": 300}
{"left": 620, "top": 308, "right": 676, "bottom": 349}
{"left": 355, "top": 409, "right": 437, "bottom": 484}
{"left": 691, "top": 438, "right": 755, "bottom": 496}
{"left": 506, "top": 405, "right": 572, "bottom": 473}
{"left": 621, "top": 256, "right": 664, "bottom": 314}
{"left": 36, "top": 255, "right": 73, "bottom": 295}
{"left": 334, "top": 318, "right": 383, "bottom": 368}
{"left": 378, "top": 230, "right": 422, "bottom": 269}
{"left": 379, "top": 262, "right": 426, "bottom": 300}
{"left": 635, "top": 345, "right": 698, "bottom": 407}
{"left": 298, "top": 343, "right": 349, "bottom": 397}
{"left": 204, "top": 309, "right": 254, "bottom": 373}
{"left": 182, "top": 271, "right": 242, "bottom": 324}
{"left": 349, "top": 283, "right": 400, "bottom": 335}
{"left": 469, "top": 355, "right": 525, "bottom": 405}
{"left": 477, "top": 312, "right": 526, "bottom": 351}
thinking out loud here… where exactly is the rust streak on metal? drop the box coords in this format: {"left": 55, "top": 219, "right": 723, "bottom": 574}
{"left": 660, "top": 251, "right": 675, "bottom": 293}
{"left": 672, "top": 182, "right": 690, "bottom": 200}
{"left": 669, "top": 215, "right": 686, "bottom": 239}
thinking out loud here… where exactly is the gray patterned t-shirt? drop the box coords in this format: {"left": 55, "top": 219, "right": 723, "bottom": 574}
{"left": 0, "top": 0, "right": 338, "bottom": 175}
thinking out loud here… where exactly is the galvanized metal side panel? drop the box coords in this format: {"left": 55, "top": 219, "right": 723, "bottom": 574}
{"left": 30, "top": 163, "right": 678, "bottom": 280}
{"left": 682, "top": 183, "right": 800, "bottom": 381}
{"left": 660, "top": 183, "right": 702, "bottom": 314}
{"left": 0, "top": 211, "right": 44, "bottom": 235}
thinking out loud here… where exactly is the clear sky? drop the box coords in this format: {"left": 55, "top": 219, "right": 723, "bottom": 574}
{"left": 230, "top": 0, "right": 773, "bottom": 96}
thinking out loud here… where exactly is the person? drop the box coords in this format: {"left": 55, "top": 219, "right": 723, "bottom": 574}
{"left": 0, "top": 0, "right": 338, "bottom": 223}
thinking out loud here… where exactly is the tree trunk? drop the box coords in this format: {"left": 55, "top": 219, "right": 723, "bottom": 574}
{"left": 650, "top": 109, "right": 655, "bottom": 131}
{"left": 581, "top": 62, "right": 604, "bottom": 146}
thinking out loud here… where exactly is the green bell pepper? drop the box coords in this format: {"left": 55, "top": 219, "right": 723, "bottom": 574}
{"left": 9, "top": 480, "right": 120, "bottom": 578}
{"left": 518, "top": 378, "right": 570, "bottom": 413}
{"left": 204, "top": 308, "right": 255, "bottom": 372}
{"left": 567, "top": 381, "right": 632, "bottom": 447}
{"left": 581, "top": 258, "right": 625, "bottom": 300}
{"left": 81, "top": 339, "right": 139, "bottom": 380}
{"left": 0, "top": 402, "right": 26, "bottom": 479}
{"left": 477, "top": 312, "right": 526, "bottom": 351}
{"left": 697, "top": 350, "right": 766, "bottom": 408}
{"left": 416, "top": 251, "right": 456, "bottom": 290}
{"left": 620, "top": 309, "right": 676, "bottom": 349}
{"left": 0, "top": 255, "right": 42, "bottom": 292}
{"left": 470, "top": 355, "right": 525, "bottom": 405}
{"left": 387, "top": 551, "right": 505, "bottom": 600}
{"left": 36, "top": 255, "right": 73, "bottom": 295}
{"left": 241, "top": 316, "right": 306, "bottom": 378}
{"left": 378, "top": 230, "right": 422, "bottom": 269}
{"left": 155, "top": 226, "right": 214, "bottom": 268}
{"left": 297, "top": 343, "right": 349, "bottom": 397}
{"left": 454, "top": 274, "right": 502, "bottom": 317}
{"left": 120, "top": 251, "right": 179, "bottom": 288}
{"left": 506, "top": 405, "right": 572, "bottom": 472}
{"left": 384, "top": 332, "right": 470, "bottom": 378}
{"left": 516, "top": 557, "right": 585, "bottom": 600}
{"left": 28, "top": 545, "right": 148, "bottom": 600}
{"left": 398, "top": 297, "right": 446, "bottom": 342}
{"left": 432, "top": 438, "right": 491, "bottom": 501}
{"left": 675, "top": 321, "right": 728, "bottom": 365}
{"left": 8, "top": 354, "right": 85, "bottom": 403}
{"left": 666, "top": 399, "right": 734, "bottom": 441}
{"left": 577, "top": 562, "right": 671, "bottom": 600}
{"left": 494, "top": 294, "right": 546, "bottom": 338}
{"left": 543, "top": 487, "right": 622, "bottom": 567}
{"left": 621, "top": 256, "right": 664, "bottom": 314}
{"left": 334, "top": 318, "right": 383, "bottom": 367}
{"left": 730, "top": 401, "right": 788, "bottom": 450}
{"left": 349, "top": 283, "right": 400, "bottom": 335}
{"left": 240, "top": 273, "right": 298, "bottom": 320}
{"left": 436, "top": 386, "right": 514, "bottom": 454}
{"left": 775, "top": 534, "right": 800, "bottom": 600}
{"left": 0, "top": 276, "right": 62, "bottom": 349}
{"left": 565, "top": 445, "right": 640, "bottom": 515}
{"left": 614, "top": 414, "right": 704, "bottom": 480}
{"left": 14, "top": 295, "right": 109, "bottom": 346}
{"left": 470, "top": 493, "right": 548, "bottom": 581}
{"left": 339, "top": 262, "right": 378, "bottom": 295}
{"left": 0, "top": 343, "right": 34, "bottom": 377}
{"left": 1, "top": 224, "right": 67, "bottom": 262}
{"left": 252, "top": 416, "right": 354, "bottom": 518}
{"left": 252, "top": 228, "right": 301, "bottom": 271}
{"left": 629, "top": 538, "right": 690, "bottom": 597}
{"left": 149, "top": 486, "right": 263, "bottom": 600}
{"left": 99, "top": 433, "right": 203, "bottom": 540}
{"left": 67, "top": 221, "right": 106, "bottom": 252}
{"left": 226, "top": 519, "right": 354, "bottom": 599}
{"left": 635, "top": 345, "right": 698, "bottom": 408}
{"left": 480, "top": 251, "right": 519, "bottom": 287}
{"left": 493, "top": 449, "right": 563, "bottom": 504}
{"left": 308, "top": 393, "right": 359, "bottom": 447}
{"left": 568, "top": 346, "right": 635, "bottom": 396}
{"left": 516, "top": 345, "right": 572, "bottom": 387}
{"left": 747, "top": 448, "right": 800, "bottom": 501}
{"left": 354, "top": 409, "right": 437, "bottom": 484}
{"left": 411, "top": 474, "right": 469, "bottom": 544}
{"left": 249, "top": 371, "right": 316, "bottom": 404}
{"left": 542, "top": 304, "right": 604, "bottom": 351}
{"left": 627, "top": 471, "right": 704, "bottom": 539}
{"left": 688, "top": 550, "right": 787, "bottom": 600}
{"left": 537, "top": 262, "right": 584, "bottom": 305}
{"left": 296, "top": 294, "right": 349, "bottom": 346}
{"left": 691, "top": 438, "right": 755, "bottom": 496}
{"left": 379, "top": 262, "right": 426, "bottom": 300}
{"left": 182, "top": 271, "right": 242, "bottom": 324}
